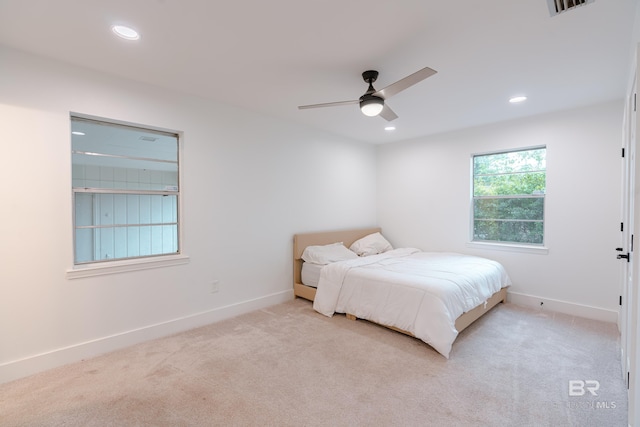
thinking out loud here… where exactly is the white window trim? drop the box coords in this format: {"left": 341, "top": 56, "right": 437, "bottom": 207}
{"left": 66, "top": 253, "right": 190, "bottom": 279}
{"left": 69, "top": 112, "right": 186, "bottom": 272}
{"left": 466, "top": 241, "right": 549, "bottom": 255}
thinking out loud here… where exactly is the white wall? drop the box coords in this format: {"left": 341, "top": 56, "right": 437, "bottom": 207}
{"left": 0, "top": 46, "right": 378, "bottom": 383}
{"left": 0, "top": 42, "right": 626, "bottom": 384}
{"left": 377, "top": 101, "right": 623, "bottom": 320}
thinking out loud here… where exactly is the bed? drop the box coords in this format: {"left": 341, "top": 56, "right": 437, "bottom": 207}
{"left": 293, "top": 227, "right": 511, "bottom": 358}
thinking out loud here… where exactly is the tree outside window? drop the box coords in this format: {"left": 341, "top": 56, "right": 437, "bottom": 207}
{"left": 472, "top": 147, "right": 546, "bottom": 245}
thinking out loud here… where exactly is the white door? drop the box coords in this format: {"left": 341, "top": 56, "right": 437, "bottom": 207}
{"left": 620, "top": 76, "right": 635, "bottom": 390}
{"left": 627, "top": 45, "right": 640, "bottom": 425}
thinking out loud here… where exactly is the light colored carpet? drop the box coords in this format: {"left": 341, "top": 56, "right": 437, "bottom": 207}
{"left": 0, "top": 299, "right": 627, "bottom": 426}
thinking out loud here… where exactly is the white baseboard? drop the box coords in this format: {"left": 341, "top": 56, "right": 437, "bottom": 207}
{"left": 0, "top": 290, "right": 293, "bottom": 385}
{"left": 507, "top": 291, "right": 618, "bottom": 323}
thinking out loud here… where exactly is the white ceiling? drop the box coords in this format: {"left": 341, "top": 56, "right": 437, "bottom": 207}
{"left": 0, "top": 0, "right": 637, "bottom": 144}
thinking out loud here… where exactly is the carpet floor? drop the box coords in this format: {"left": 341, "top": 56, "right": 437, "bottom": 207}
{"left": 0, "top": 299, "right": 627, "bottom": 426}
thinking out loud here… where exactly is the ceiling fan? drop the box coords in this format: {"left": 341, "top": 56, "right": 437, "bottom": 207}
{"left": 298, "top": 66, "right": 437, "bottom": 121}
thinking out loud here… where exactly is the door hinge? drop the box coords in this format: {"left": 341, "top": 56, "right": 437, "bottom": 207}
{"left": 623, "top": 147, "right": 626, "bottom": 158}
{"left": 620, "top": 295, "right": 623, "bottom": 306}
{"left": 621, "top": 222, "right": 624, "bottom": 232}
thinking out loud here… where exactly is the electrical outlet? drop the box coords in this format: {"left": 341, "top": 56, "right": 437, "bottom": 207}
{"left": 211, "top": 280, "right": 220, "bottom": 293}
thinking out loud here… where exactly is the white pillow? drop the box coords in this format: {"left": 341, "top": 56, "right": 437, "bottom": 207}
{"left": 349, "top": 232, "right": 393, "bottom": 256}
{"left": 301, "top": 242, "right": 358, "bottom": 265}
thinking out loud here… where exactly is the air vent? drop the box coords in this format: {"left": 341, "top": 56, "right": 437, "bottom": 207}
{"left": 139, "top": 136, "right": 158, "bottom": 142}
{"left": 547, "top": 0, "right": 594, "bottom": 16}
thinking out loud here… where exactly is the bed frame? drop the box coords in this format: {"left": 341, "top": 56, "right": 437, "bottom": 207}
{"left": 293, "top": 227, "right": 507, "bottom": 334}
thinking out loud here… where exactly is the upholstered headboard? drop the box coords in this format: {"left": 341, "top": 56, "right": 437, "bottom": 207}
{"left": 292, "top": 227, "right": 381, "bottom": 299}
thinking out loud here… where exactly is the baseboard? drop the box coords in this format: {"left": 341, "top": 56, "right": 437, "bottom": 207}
{"left": 0, "top": 290, "right": 293, "bottom": 385}
{"left": 507, "top": 291, "right": 618, "bottom": 323}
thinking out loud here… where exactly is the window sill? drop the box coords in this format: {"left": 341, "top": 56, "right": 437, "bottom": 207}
{"left": 466, "top": 241, "right": 549, "bottom": 255}
{"left": 66, "top": 254, "right": 190, "bottom": 279}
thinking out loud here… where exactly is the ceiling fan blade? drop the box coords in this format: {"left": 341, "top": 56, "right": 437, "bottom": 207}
{"left": 379, "top": 104, "right": 398, "bottom": 121}
{"left": 298, "top": 99, "right": 359, "bottom": 110}
{"left": 375, "top": 66, "right": 437, "bottom": 100}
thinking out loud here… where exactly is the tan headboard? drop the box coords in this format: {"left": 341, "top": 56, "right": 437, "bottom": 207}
{"left": 293, "top": 227, "right": 381, "bottom": 288}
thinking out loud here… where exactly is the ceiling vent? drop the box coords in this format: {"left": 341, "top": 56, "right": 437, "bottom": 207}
{"left": 547, "top": 0, "right": 594, "bottom": 16}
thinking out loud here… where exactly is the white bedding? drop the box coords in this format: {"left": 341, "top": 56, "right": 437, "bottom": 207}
{"left": 312, "top": 248, "right": 511, "bottom": 358}
{"left": 301, "top": 262, "right": 323, "bottom": 288}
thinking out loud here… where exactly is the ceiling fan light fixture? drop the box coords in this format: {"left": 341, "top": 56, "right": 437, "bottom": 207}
{"left": 360, "top": 94, "right": 384, "bottom": 117}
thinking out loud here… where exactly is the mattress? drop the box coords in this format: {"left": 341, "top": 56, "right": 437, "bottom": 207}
{"left": 301, "top": 262, "right": 323, "bottom": 288}
{"left": 312, "top": 248, "right": 511, "bottom": 358}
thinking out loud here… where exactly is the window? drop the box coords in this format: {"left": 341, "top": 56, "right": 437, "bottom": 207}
{"left": 71, "top": 116, "right": 180, "bottom": 264}
{"left": 472, "top": 147, "right": 546, "bottom": 246}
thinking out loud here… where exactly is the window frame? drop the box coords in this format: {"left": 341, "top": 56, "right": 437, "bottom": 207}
{"left": 468, "top": 146, "right": 548, "bottom": 254}
{"left": 67, "top": 113, "right": 188, "bottom": 278}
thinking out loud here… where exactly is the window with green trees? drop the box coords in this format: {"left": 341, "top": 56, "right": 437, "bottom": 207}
{"left": 472, "top": 147, "right": 546, "bottom": 245}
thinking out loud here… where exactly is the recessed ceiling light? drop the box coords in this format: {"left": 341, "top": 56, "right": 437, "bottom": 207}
{"left": 71, "top": 131, "right": 85, "bottom": 136}
{"left": 385, "top": 126, "right": 396, "bottom": 131}
{"left": 509, "top": 96, "right": 527, "bottom": 103}
{"left": 111, "top": 25, "right": 140, "bottom": 41}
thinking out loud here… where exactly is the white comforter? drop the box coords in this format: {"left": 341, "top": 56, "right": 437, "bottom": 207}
{"left": 312, "top": 248, "right": 511, "bottom": 358}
